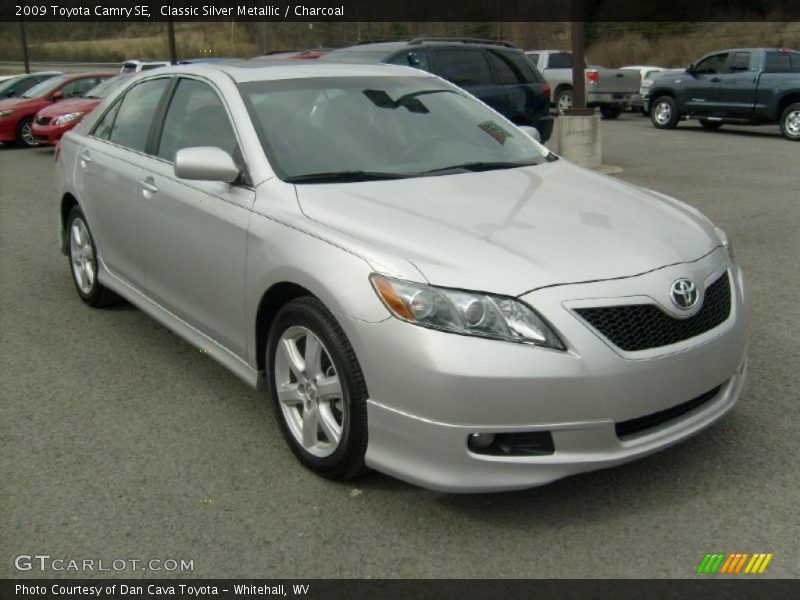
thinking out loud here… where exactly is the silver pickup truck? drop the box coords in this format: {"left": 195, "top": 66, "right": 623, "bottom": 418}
{"left": 525, "top": 50, "right": 641, "bottom": 119}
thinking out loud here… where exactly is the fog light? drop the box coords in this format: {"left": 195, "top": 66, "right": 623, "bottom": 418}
{"left": 468, "top": 433, "right": 495, "bottom": 451}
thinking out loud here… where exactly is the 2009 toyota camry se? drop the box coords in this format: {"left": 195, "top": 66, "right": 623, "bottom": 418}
{"left": 56, "top": 61, "right": 750, "bottom": 492}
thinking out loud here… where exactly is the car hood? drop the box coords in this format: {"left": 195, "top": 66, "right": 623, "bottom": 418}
{"left": 37, "top": 97, "right": 100, "bottom": 117}
{"left": 0, "top": 96, "right": 41, "bottom": 111}
{"left": 294, "top": 160, "right": 720, "bottom": 296}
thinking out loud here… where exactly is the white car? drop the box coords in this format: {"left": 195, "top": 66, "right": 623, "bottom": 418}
{"left": 119, "top": 60, "right": 170, "bottom": 74}
{"left": 622, "top": 65, "right": 670, "bottom": 113}
{"left": 55, "top": 61, "right": 751, "bottom": 492}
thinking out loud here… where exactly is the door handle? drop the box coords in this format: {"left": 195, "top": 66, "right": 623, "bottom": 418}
{"left": 138, "top": 177, "right": 158, "bottom": 196}
{"left": 79, "top": 151, "right": 92, "bottom": 167}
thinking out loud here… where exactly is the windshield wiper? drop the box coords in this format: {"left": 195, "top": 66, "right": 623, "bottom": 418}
{"left": 284, "top": 171, "right": 411, "bottom": 184}
{"left": 418, "top": 160, "right": 542, "bottom": 176}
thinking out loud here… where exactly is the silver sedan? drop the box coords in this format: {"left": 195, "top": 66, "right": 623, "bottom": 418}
{"left": 56, "top": 62, "right": 750, "bottom": 492}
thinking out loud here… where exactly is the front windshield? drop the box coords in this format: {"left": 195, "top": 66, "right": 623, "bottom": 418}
{"left": 85, "top": 75, "right": 128, "bottom": 99}
{"left": 239, "top": 75, "right": 550, "bottom": 182}
{"left": 0, "top": 75, "right": 23, "bottom": 95}
{"left": 23, "top": 75, "right": 67, "bottom": 98}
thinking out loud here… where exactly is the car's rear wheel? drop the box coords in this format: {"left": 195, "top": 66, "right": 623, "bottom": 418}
{"left": 650, "top": 96, "right": 679, "bottom": 129}
{"left": 66, "top": 206, "right": 119, "bottom": 307}
{"left": 600, "top": 105, "right": 623, "bottom": 120}
{"left": 267, "top": 296, "right": 368, "bottom": 480}
{"left": 699, "top": 119, "right": 723, "bottom": 130}
{"left": 779, "top": 102, "right": 800, "bottom": 141}
{"left": 555, "top": 88, "right": 573, "bottom": 112}
{"left": 16, "top": 117, "right": 37, "bottom": 147}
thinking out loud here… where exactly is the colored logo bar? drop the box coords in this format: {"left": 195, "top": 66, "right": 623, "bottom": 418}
{"left": 697, "top": 553, "right": 773, "bottom": 574}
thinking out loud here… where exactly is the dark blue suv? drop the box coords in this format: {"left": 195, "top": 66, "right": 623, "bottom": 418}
{"left": 324, "top": 38, "right": 554, "bottom": 143}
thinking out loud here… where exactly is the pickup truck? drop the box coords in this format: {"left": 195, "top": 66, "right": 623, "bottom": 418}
{"left": 525, "top": 50, "right": 641, "bottom": 119}
{"left": 646, "top": 47, "right": 800, "bottom": 141}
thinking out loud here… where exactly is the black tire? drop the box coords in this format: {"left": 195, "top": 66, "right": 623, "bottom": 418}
{"left": 699, "top": 119, "right": 723, "bottom": 130}
{"left": 555, "top": 88, "right": 573, "bottom": 113}
{"left": 266, "top": 296, "right": 368, "bottom": 480}
{"left": 66, "top": 206, "right": 120, "bottom": 307}
{"left": 650, "top": 96, "right": 680, "bottom": 129}
{"left": 779, "top": 102, "right": 800, "bottom": 141}
{"left": 16, "top": 117, "right": 37, "bottom": 147}
{"left": 600, "top": 105, "right": 623, "bottom": 120}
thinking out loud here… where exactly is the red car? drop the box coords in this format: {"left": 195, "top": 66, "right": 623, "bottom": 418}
{"left": 0, "top": 71, "right": 115, "bottom": 147}
{"left": 32, "top": 75, "right": 131, "bottom": 146}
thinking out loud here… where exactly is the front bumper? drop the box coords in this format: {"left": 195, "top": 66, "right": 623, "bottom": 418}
{"left": 341, "top": 251, "right": 751, "bottom": 492}
{"left": 32, "top": 122, "right": 71, "bottom": 145}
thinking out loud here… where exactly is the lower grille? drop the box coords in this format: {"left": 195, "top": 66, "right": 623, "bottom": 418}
{"left": 576, "top": 272, "right": 731, "bottom": 351}
{"left": 615, "top": 385, "right": 722, "bottom": 439}
{"left": 36, "top": 115, "right": 52, "bottom": 126}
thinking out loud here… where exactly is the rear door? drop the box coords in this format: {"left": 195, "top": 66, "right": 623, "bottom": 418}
{"left": 429, "top": 48, "right": 507, "bottom": 114}
{"left": 134, "top": 76, "right": 254, "bottom": 356}
{"left": 715, "top": 50, "right": 758, "bottom": 117}
{"left": 74, "top": 76, "right": 171, "bottom": 289}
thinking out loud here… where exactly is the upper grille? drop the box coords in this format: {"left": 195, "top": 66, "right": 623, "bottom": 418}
{"left": 36, "top": 115, "right": 52, "bottom": 126}
{"left": 575, "top": 272, "right": 731, "bottom": 352}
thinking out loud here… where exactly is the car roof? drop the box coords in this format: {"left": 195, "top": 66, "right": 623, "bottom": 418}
{"left": 152, "top": 61, "right": 437, "bottom": 84}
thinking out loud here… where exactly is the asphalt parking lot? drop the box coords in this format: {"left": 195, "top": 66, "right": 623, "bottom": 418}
{"left": 1, "top": 113, "right": 798, "bottom": 579}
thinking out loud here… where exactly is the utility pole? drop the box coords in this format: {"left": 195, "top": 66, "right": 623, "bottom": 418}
{"left": 19, "top": 18, "right": 30, "bottom": 74}
{"left": 570, "top": 20, "right": 586, "bottom": 111}
{"left": 167, "top": 18, "right": 178, "bottom": 64}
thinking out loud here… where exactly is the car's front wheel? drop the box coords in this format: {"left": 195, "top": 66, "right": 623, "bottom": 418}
{"left": 66, "top": 206, "right": 119, "bottom": 307}
{"left": 650, "top": 96, "right": 679, "bottom": 129}
{"left": 267, "top": 297, "right": 368, "bottom": 480}
{"left": 780, "top": 102, "right": 800, "bottom": 141}
{"left": 16, "top": 117, "right": 37, "bottom": 147}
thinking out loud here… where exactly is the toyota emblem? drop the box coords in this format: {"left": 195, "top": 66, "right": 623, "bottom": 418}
{"left": 670, "top": 278, "right": 699, "bottom": 310}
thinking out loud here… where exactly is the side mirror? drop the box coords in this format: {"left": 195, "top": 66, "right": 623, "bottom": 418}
{"left": 51, "top": 91, "right": 64, "bottom": 101}
{"left": 518, "top": 125, "right": 541, "bottom": 143}
{"left": 685, "top": 64, "right": 694, "bottom": 74}
{"left": 174, "top": 147, "right": 239, "bottom": 183}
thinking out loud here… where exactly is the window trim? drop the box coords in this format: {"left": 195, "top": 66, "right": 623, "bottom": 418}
{"left": 147, "top": 75, "right": 253, "bottom": 188}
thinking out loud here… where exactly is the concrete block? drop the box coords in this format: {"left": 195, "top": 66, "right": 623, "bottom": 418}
{"left": 556, "top": 112, "right": 602, "bottom": 169}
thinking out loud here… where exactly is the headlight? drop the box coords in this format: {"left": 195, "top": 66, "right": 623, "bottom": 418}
{"left": 715, "top": 227, "right": 735, "bottom": 263}
{"left": 370, "top": 274, "right": 565, "bottom": 350}
{"left": 53, "top": 112, "right": 85, "bottom": 126}
{"left": 0, "top": 109, "right": 14, "bottom": 118}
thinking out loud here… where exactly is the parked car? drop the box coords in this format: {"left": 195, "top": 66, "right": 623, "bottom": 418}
{"left": 646, "top": 47, "right": 800, "bottom": 140}
{"left": 32, "top": 75, "right": 131, "bottom": 146}
{"left": 622, "top": 65, "right": 667, "bottom": 113}
{"left": 640, "top": 69, "right": 684, "bottom": 115}
{"left": 120, "top": 60, "right": 170, "bottom": 74}
{"left": 0, "top": 71, "right": 62, "bottom": 99}
{"left": 177, "top": 58, "right": 237, "bottom": 65}
{"left": 56, "top": 61, "right": 750, "bottom": 492}
{"left": 526, "top": 50, "right": 641, "bottom": 118}
{"left": 323, "top": 38, "right": 553, "bottom": 143}
{"left": 0, "top": 71, "right": 115, "bottom": 146}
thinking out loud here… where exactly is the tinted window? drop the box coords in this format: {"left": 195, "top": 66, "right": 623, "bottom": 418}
{"left": 694, "top": 53, "right": 729, "bottom": 75}
{"left": 141, "top": 64, "right": 166, "bottom": 71}
{"left": 765, "top": 52, "right": 792, "bottom": 73}
{"left": 432, "top": 49, "right": 493, "bottom": 86}
{"left": 548, "top": 52, "right": 573, "bottom": 69}
{"left": 108, "top": 78, "right": 169, "bottom": 152}
{"left": 22, "top": 75, "right": 67, "bottom": 98}
{"left": 526, "top": 53, "right": 540, "bottom": 66}
{"left": 387, "top": 50, "right": 430, "bottom": 71}
{"left": 157, "top": 79, "right": 238, "bottom": 162}
{"left": 727, "top": 52, "right": 751, "bottom": 72}
{"left": 92, "top": 99, "right": 122, "bottom": 140}
{"left": 486, "top": 50, "right": 534, "bottom": 85}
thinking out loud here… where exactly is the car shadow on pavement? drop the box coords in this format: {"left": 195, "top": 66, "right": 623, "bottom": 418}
{"left": 676, "top": 125, "right": 784, "bottom": 140}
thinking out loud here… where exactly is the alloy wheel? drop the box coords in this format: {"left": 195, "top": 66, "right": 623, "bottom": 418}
{"left": 20, "top": 121, "right": 37, "bottom": 147}
{"left": 654, "top": 101, "right": 672, "bottom": 125}
{"left": 557, "top": 92, "right": 573, "bottom": 112}
{"left": 69, "top": 217, "right": 95, "bottom": 294}
{"left": 786, "top": 110, "right": 800, "bottom": 137}
{"left": 274, "top": 326, "right": 345, "bottom": 458}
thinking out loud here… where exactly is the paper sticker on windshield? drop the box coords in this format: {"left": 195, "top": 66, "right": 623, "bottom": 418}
{"left": 478, "top": 121, "right": 512, "bottom": 145}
